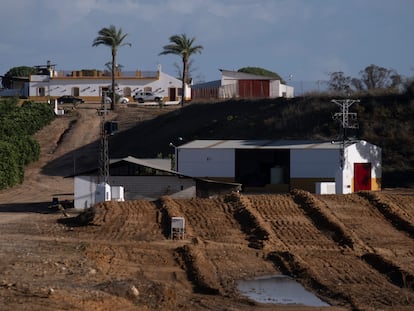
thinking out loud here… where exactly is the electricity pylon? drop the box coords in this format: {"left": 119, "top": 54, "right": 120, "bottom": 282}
{"left": 331, "top": 99, "right": 360, "bottom": 168}
{"left": 99, "top": 94, "right": 109, "bottom": 183}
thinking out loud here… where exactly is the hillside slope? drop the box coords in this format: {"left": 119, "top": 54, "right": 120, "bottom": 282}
{"left": 108, "top": 96, "right": 414, "bottom": 187}
{"left": 38, "top": 96, "right": 413, "bottom": 187}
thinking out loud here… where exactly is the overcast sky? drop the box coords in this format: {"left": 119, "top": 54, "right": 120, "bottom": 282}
{"left": 1, "top": 0, "right": 413, "bottom": 84}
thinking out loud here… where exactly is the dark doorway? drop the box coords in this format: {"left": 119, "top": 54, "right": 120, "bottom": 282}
{"left": 235, "top": 149, "right": 290, "bottom": 187}
{"left": 169, "top": 88, "right": 176, "bottom": 101}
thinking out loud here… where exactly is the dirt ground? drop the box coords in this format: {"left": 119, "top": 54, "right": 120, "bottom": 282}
{"left": 0, "top": 103, "right": 413, "bottom": 310}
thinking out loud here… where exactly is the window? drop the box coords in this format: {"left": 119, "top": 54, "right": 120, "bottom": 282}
{"left": 144, "top": 86, "right": 152, "bottom": 92}
{"left": 38, "top": 87, "right": 46, "bottom": 96}
{"left": 72, "top": 87, "right": 80, "bottom": 96}
{"left": 100, "top": 87, "right": 110, "bottom": 96}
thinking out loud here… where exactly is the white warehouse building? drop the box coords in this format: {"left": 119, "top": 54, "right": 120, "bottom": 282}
{"left": 174, "top": 139, "right": 382, "bottom": 194}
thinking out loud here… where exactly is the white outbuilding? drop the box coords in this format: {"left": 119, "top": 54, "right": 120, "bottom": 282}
{"left": 174, "top": 139, "right": 381, "bottom": 194}
{"left": 72, "top": 156, "right": 241, "bottom": 210}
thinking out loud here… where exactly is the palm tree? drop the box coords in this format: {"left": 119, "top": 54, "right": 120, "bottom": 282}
{"left": 105, "top": 61, "right": 124, "bottom": 73}
{"left": 92, "top": 25, "right": 131, "bottom": 110}
{"left": 159, "top": 34, "right": 203, "bottom": 105}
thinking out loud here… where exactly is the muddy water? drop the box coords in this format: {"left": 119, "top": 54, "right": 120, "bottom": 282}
{"left": 237, "top": 275, "right": 329, "bottom": 306}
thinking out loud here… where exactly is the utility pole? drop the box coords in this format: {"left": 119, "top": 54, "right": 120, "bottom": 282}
{"left": 331, "top": 99, "right": 360, "bottom": 168}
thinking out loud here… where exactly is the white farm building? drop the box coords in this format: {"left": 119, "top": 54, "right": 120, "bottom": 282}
{"left": 174, "top": 139, "right": 382, "bottom": 194}
{"left": 2, "top": 61, "right": 189, "bottom": 103}
{"left": 191, "top": 69, "right": 294, "bottom": 100}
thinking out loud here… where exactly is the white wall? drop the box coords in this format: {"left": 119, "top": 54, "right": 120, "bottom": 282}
{"left": 74, "top": 176, "right": 98, "bottom": 210}
{"left": 280, "top": 84, "right": 294, "bottom": 98}
{"left": 344, "top": 141, "right": 382, "bottom": 178}
{"left": 108, "top": 176, "right": 195, "bottom": 200}
{"left": 315, "top": 182, "right": 336, "bottom": 194}
{"left": 269, "top": 80, "right": 281, "bottom": 97}
{"left": 291, "top": 149, "right": 340, "bottom": 178}
{"left": 269, "top": 80, "right": 294, "bottom": 98}
{"left": 177, "top": 148, "right": 235, "bottom": 177}
{"left": 28, "top": 70, "right": 183, "bottom": 99}
{"left": 74, "top": 175, "right": 196, "bottom": 209}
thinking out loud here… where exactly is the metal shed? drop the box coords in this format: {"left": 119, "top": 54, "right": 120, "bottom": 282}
{"left": 175, "top": 139, "right": 381, "bottom": 194}
{"left": 72, "top": 156, "right": 241, "bottom": 210}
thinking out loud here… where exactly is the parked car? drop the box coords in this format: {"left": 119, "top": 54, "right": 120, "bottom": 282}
{"left": 119, "top": 96, "right": 129, "bottom": 104}
{"left": 133, "top": 91, "right": 163, "bottom": 103}
{"left": 103, "top": 96, "right": 129, "bottom": 104}
{"left": 57, "top": 95, "right": 84, "bottom": 104}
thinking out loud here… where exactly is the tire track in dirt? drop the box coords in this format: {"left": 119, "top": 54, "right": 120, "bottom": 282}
{"left": 160, "top": 195, "right": 278, "bottom": 297}
{"left": 90, "top": 200, "right": 164, "bottom": 241}
{"left": 377, "top": 190, "right": 414, "bottom": 221}
{"left": 68, "top": 200, "right": 193, "bottom": 309}
{"left": 244, "top": 192, "right": 414, "bottom": 310}
{"left": 359, "top": 191, "right": 414, "bottom": 239}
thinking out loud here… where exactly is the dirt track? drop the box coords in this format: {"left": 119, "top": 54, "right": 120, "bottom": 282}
{"left": 0, "top": 104, "right": 414, "bottom": 310}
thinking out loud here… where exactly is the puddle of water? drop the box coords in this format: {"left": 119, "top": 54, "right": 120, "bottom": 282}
{"left": 237, "top": 275, "right": 329, "bottom": 306}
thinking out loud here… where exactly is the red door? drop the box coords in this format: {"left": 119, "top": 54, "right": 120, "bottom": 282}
{"left": 354, "top": 163, "right": 371, "bottom": 191}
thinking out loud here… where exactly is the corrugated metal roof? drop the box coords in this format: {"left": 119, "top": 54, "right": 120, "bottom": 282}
{"left": 220, "top": 69, "right": 280, "bottom": 81}
{"left": 110, "top": 156, "right": 177, "bottom": 174}
{"left": 192, "top": 80, "right": 221, "bottom": 89}
{"left": 177, "top": 140, "right": 351, "bottom": 150}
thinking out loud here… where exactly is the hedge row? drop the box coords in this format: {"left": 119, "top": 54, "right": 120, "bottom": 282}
{"left": 0, "top": 98, "right": 55, "bottom": 189}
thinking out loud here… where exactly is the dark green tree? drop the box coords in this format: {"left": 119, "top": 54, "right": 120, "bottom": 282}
{"left": 159, "top": 34, "right": 203, "bottom": 105}
{"left": 354, "top": 64, "right": 402, "bottom": 92}
{"left": 92, "top": 25, "right": 131, "bottom": 110}
{"left": 327, "top": 71, "right": 352, "bottom": 94}
{"left": 238, "top": 67, "right": 285, "bottom": 83}
{"left": 2, "top": 66, "right": 37, "bottom": 88}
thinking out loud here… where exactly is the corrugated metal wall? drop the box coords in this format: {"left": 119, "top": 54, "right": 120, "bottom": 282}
{"left": 109, "top": 176, "right": 195, "bottom": 200}
{"left": 238, "top": 80, "right": 269, "bottom": 98}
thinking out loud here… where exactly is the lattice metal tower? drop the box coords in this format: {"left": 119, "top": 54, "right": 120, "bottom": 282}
{"left": 331, "top": 99, "right": 360, "bottom": 168}
{"left": 99, "top": 94, "right": 109, "bottom": 184}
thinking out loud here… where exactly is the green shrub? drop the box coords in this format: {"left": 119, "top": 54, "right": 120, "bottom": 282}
{"left": 0, "top": 99, "right": 54, "bottom": 189}
{"left": 0, "top": 141, "right": 22, "bottom": 188}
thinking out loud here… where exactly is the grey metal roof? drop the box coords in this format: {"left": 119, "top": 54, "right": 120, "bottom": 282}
{"left": 192, "top": 79, "right": 221, "bottom": 89}
{"left": 177, "top": 139, "right": 358, "bottom": 150}
{"left": 110, "top": 156, "right": 177, "bottom": 174}
{"left": 220, "top": 69, "right": 280, "bottom": 81}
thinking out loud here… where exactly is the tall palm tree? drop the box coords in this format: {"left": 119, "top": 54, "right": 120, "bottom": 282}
{"left": 159, "top": 34, "right": 203, "bottom": 105}
{"left": 92, "top": 25, "right": 131, "bottom": 110}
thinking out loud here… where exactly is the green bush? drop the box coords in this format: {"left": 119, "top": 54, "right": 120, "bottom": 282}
{"left": 0, "top": 141, "right": 22, "bottom": 188}
{"left": 0, "top": 98, "right": 54, "bottom": 189}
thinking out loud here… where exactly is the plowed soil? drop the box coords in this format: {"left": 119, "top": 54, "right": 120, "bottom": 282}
{"left": 0, "top": 104, "right": 413, "bottom": 310}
